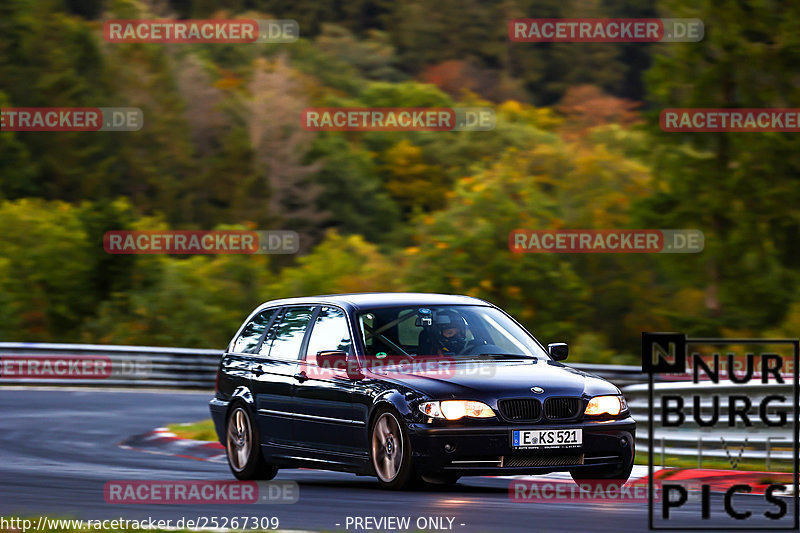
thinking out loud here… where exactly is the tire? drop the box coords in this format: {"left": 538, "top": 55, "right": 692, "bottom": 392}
{"left": 370, "top": 408, "right": 421, "bottom": 490}
{"left": 225, "top": 404, "right": 278, "bottom": 481}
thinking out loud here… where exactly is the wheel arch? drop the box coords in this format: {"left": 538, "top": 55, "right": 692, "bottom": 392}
{"left": 367, "top": 390, "right": 415, "bottom": 433}
{"left": 225, "top": 386, "right": 256, "bottom": 424}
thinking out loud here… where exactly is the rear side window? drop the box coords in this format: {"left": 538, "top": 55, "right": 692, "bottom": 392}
{"left": 260, "top": 306, "right": 315, "bottom": 360}
{"left": 232, "top": 308, "right": 277, "bottom": 353}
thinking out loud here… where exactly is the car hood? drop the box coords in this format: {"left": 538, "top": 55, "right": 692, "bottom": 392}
{"left": 365, "top": 358, "right": 620, "bottom": 401}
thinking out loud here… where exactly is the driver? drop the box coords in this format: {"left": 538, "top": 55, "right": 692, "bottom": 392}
{"left": 432, "top": 309, "right": 468, "bottom": 355}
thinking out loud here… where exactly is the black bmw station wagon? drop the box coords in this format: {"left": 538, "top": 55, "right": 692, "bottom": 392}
{"left": 210, "top": 293, "right": 635, "bottom": 489}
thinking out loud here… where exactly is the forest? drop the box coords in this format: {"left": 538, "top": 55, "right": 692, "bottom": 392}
{"left": 2, "top": 0, "right": 799, "bottom": 364}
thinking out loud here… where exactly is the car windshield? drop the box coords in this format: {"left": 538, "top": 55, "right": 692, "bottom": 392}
{"left": 357, "top": 305, "right": 549, "bottom": 359}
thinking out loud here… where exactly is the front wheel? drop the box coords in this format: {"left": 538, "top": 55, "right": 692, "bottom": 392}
{"left": 226, "top": 405, "right": 278, "bottom": 481}
{"left": 370, "top": 409, "right": 420, "bottom": 490}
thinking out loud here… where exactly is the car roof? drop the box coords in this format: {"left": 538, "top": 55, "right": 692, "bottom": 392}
{"left": 256, "top": 292, "right": 493, "bottom": 312}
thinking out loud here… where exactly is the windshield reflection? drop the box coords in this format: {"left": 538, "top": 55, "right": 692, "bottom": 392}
{"left": 357, "top": 305, "right": 548, "bottom": 360}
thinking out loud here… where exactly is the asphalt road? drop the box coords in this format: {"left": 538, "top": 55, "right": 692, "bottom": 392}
{"left": 0, "top": 389, "right": 794, "bottom": 532}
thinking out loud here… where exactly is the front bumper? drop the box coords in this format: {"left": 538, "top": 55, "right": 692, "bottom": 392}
{"left": 407, "top": 416, "right": 635, "bottom": 476}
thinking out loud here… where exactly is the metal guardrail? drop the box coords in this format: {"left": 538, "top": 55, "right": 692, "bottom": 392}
{"left": 1, "top": 342, "right": 792, "bottom": 466}
{"left": 623, "top": 381, "right": 795, "bottom": 467}
{"left": 567, "top": 362, "right": 645, "bottom": 387}
{"left": 0, "top": 342, "right": 642, "bottom": 389}
{"left": 0, "top": 342, "right": 222, "bottom": 389}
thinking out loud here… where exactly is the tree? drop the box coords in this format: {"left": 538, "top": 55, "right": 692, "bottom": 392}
{"left": 0, "top": 199, "right": 94, "bottom": 340}
{"left": 263, "top": 231, "right": 402, "bottom": 298}
{"left": 641, "top": 0, "right": 800, "bottom": 334}
{"left": 242, "top": 55, "right": 325, "bottom": 247}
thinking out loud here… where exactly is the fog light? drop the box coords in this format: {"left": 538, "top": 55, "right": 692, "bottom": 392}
{"left": 444, "top": 442, "right": 456, "bottom": 453}
{"left": 620, "top": 437, "right": 628, "bottom": 447}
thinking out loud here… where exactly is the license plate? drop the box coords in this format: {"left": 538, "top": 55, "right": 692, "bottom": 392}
{"left": 511, "top": 429, "right": 582, "bottom": 449}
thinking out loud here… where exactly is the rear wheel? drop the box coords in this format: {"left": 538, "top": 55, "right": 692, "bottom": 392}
{"left": 226, "top": 405, "right": 278, "bottom": 481}
{"left": 370, "top": 409, "right": 421, "bottom": 490}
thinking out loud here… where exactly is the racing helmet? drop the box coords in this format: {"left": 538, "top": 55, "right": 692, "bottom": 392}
{"left": 432, "top": 309, "right": 468, "bottom": 354}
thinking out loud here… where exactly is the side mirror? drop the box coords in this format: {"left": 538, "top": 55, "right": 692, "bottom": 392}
{"left": 316, "top": 350, "right": 363, "bottom": 380}
{"left": 316, "top": 350, "right": 348, "bottom": 370}
{"left": 548, "top": 343, "right": 568, "bottom": 361}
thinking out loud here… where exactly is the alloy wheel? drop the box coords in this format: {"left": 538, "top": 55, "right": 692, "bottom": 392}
{"left": 227, "top": 407, "right": 252, "bottom": 472}
{"left": 371, "top": 412, "right": 404, "bottom": 482}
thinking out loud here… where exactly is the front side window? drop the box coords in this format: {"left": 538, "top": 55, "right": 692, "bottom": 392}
{"left": 260, "top": 306, "right": 315, "bottom": 360}
{"left": 232, "top": 308, "right": 277, "bottom": 353}
{"left": 306, "top": 306, "right": 352, "bottom": 359}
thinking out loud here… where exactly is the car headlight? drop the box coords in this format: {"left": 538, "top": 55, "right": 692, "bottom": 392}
{"left": 584, "top": 395, "right": 627, "bottom": 416}
{"left": 419, "top": 400, "right": 495, "bottom": 420}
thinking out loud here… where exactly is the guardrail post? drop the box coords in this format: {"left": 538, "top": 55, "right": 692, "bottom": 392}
{"left": 766, "top": 437, "right": 784, "bottom": 471}
{"left": 767, "top": 437, "right": 771, "bottom": 471}
{"left": 697, "top": 437, "right": 702, "bottom": 469}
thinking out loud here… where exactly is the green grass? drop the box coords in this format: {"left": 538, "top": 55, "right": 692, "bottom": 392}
{"left": 167, "top": 419, "right": 217, "bottom": 441}
{"left": 635, "top": 450, "right": 793, "bottom": 473}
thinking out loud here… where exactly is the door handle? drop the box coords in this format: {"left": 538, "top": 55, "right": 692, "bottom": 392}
{"left": 252, "top": 365, "right": 265, "bottom": 377}
{"left": 293, "top": 371, "right": 308, "bottom": 383}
